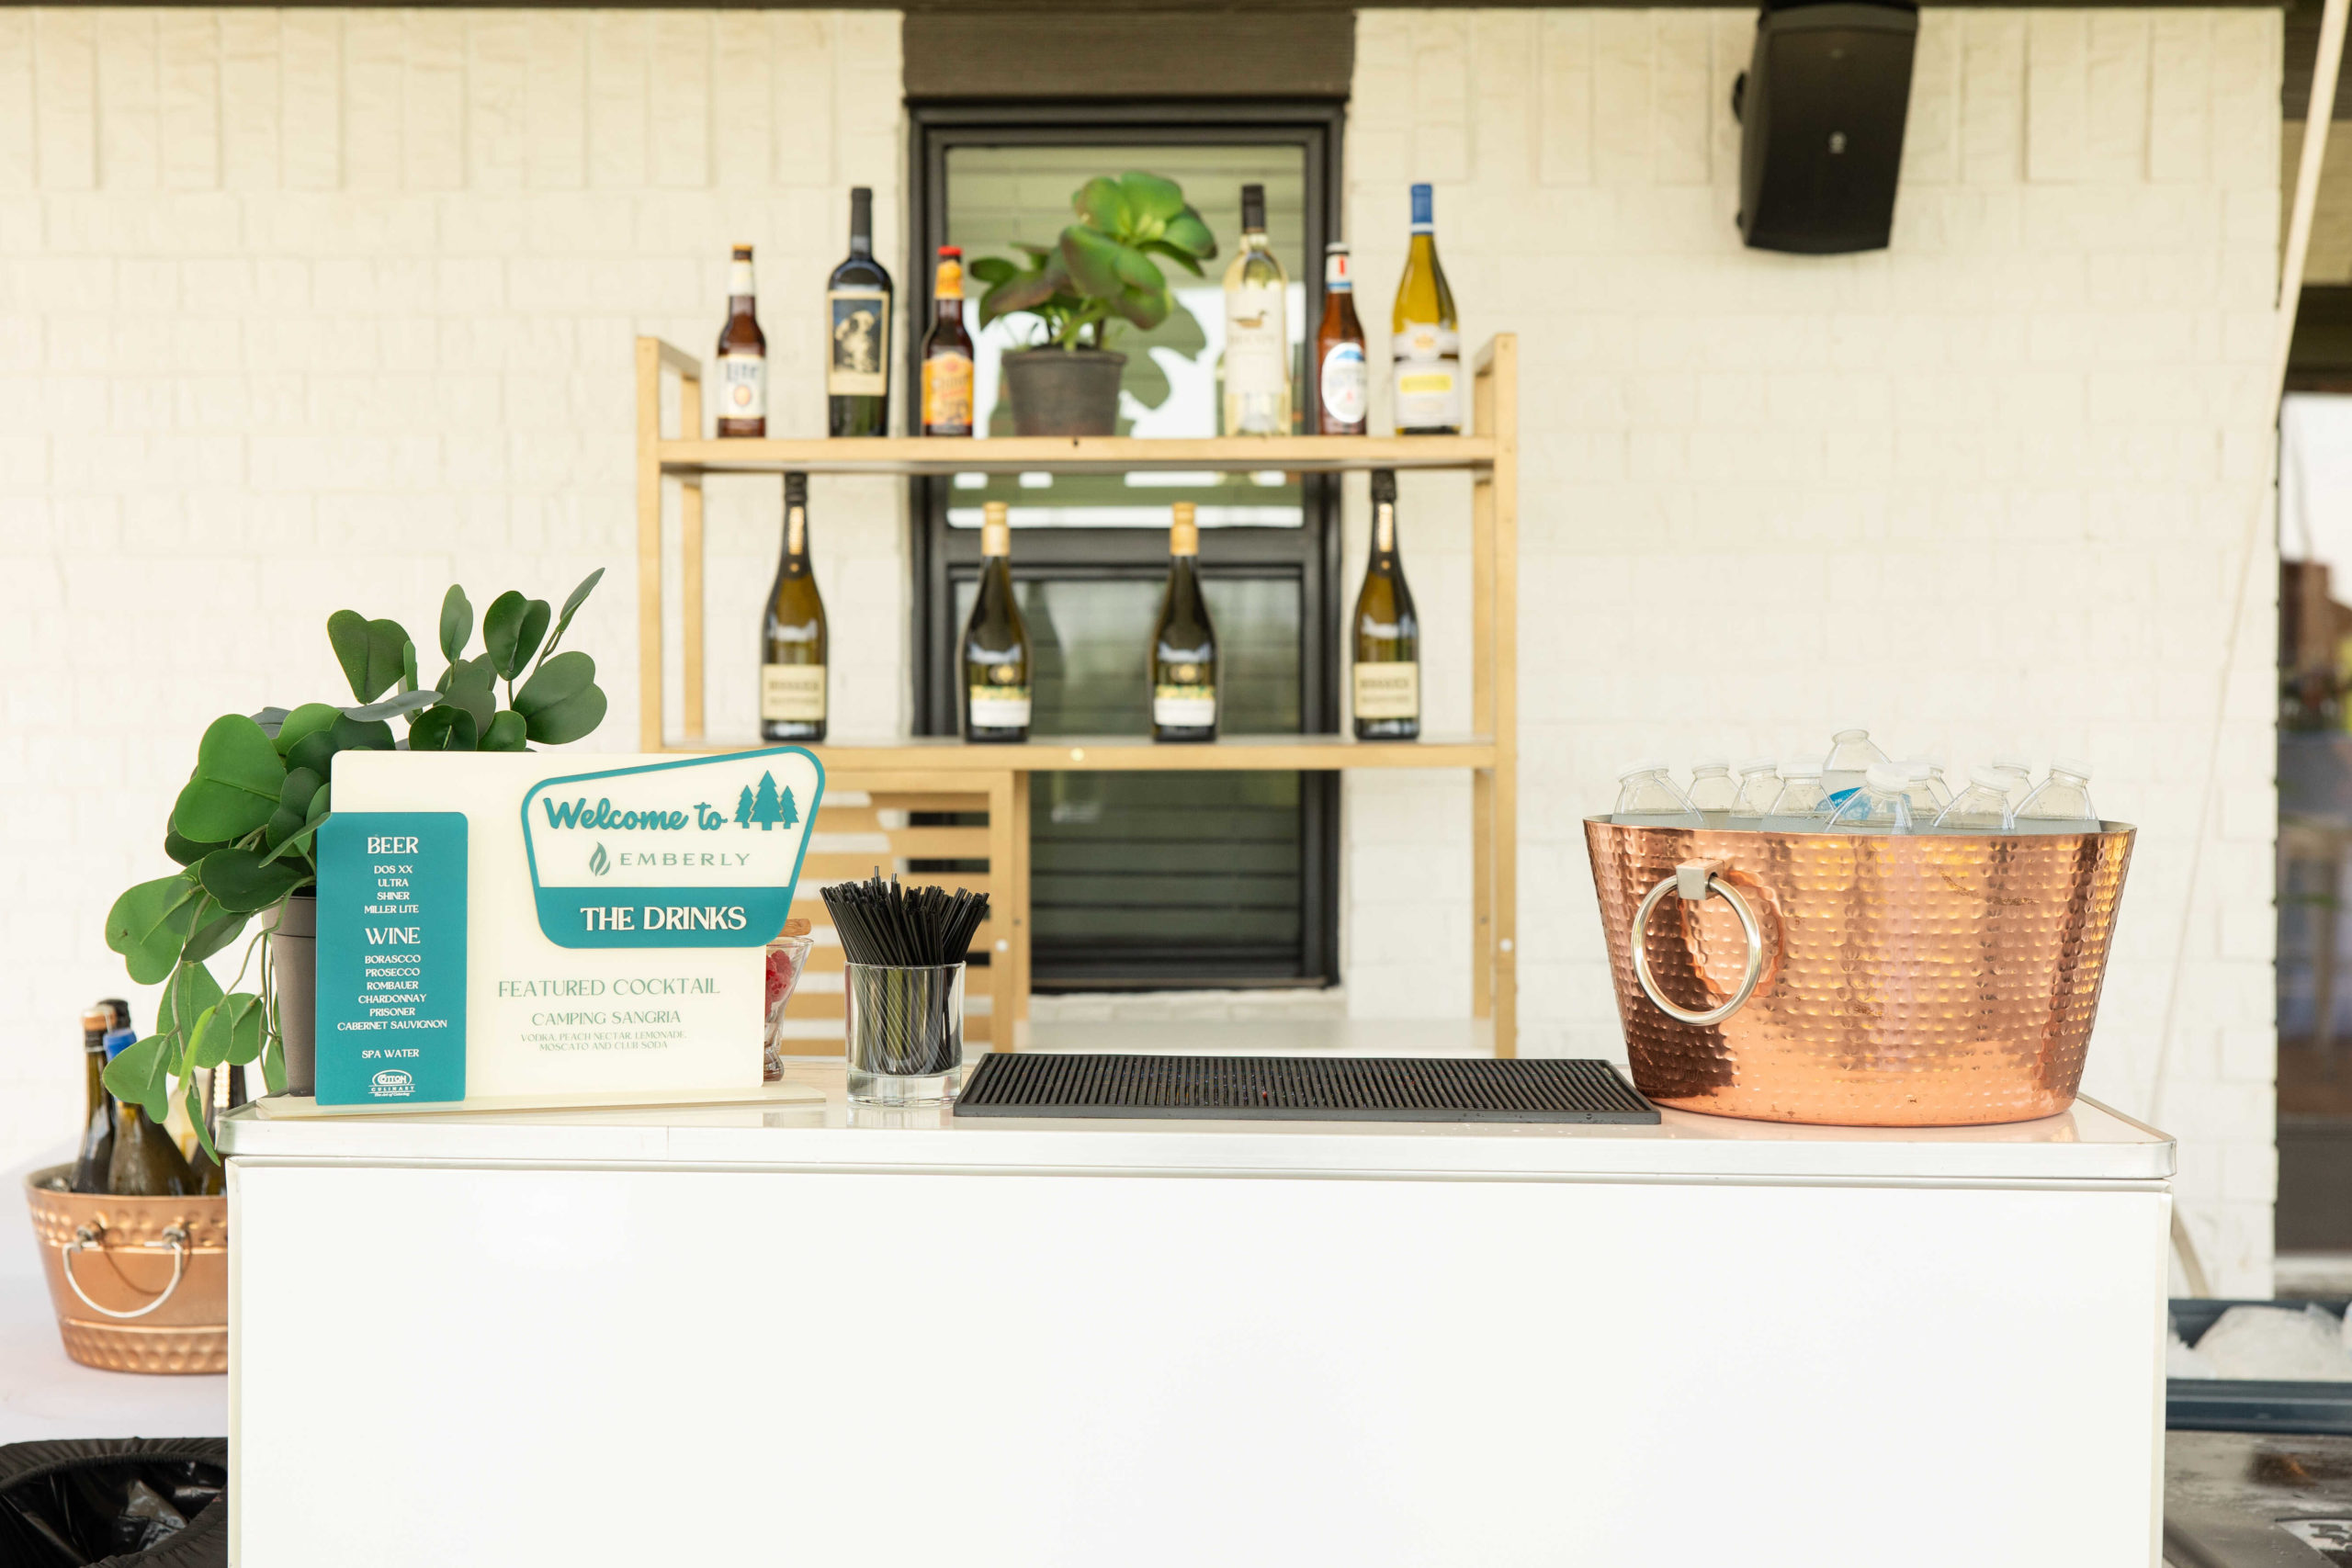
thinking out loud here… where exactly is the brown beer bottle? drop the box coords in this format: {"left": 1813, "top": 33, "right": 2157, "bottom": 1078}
{"left": 717, "top": 243, "right": 767, "bottom": 437}
{"left": 70, "top": 1006, "right": 114, "bottom": 1194}
{"left": 920, "top": 247, "right": 975, "bottom": 437}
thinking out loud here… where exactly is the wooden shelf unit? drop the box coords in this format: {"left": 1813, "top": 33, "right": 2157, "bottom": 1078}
{"left": 633, "top": 333, "right": 1519, "bottom": 1054}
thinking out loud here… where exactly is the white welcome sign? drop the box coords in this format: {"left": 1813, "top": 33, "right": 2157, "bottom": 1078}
{"left": 315, "top": 747, "right": 822, "bottom": 1109}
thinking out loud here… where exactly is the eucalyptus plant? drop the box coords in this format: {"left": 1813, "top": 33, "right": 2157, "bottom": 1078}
{"left": 969, "top": 171, "right": 1218, "bottom": 351}
{"left": 101, "top": 570, "right": 609, "bottom": 1146}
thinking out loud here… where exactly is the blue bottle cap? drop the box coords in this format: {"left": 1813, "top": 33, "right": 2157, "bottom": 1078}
{"left": 1409, "top": 184, "right": 1433, "bottom": 225}
{"left": 102, "top": 1028, "right": 137, "bottom": 1058}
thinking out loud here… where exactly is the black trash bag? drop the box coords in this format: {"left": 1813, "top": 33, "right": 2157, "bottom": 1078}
{"left": 0, "top": 1438, "right": 226, "bottom": 1567}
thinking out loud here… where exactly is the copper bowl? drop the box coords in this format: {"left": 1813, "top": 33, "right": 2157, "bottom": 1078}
{"left": 1584, "top": 818, "right": 2135, "bottom": 1126}
{"left": 23, "top": 1166, "right": 227, "bottom": 1374}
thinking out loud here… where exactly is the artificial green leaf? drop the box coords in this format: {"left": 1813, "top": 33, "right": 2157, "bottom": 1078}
{"left": 260, "top": 1034, "right": 286, "bottom": 1097}
{"left": 484, "top": 592, "right": 552, "bottom": 680}
{"left": 481, "top": 710, "right": 529, "bottom": 751}
{"left": 1114, "top": 288, "right": 1170, "bottom": 331}
{"left": 1138, "top": 238, "right": 1208, "bottom": 278}
{"left": 106, "top": 875, "right": 200, "bottom": 985}
{"left": 187, "top": 1003, "right": 225, "bottom": 1069}
{"left": 260, "top": 783, "right": 331, "bottom": 867}
{"left": 1059, "top": 225, "right": 1126, "bottom": 299}
{"left": 968, "top": 256, "right": 1017, "bottom": 286}
{"left": 279, "top": 766, "right": 323, "bottom": 814}
{"left": 273, "top": 702, "right": 340, "bottom": 758}
{"left": 513, "top": 651, "right": 595, "bottom": 719}
{"left": 439, "top": 585, "right": 473, "bottom": 662}
{"left": 172, "top": 714, "right": 288, "bottom": 841}
{"left": 327, "top": 612, "right": 409, "bottom": 703}
{"left": 180, "top": 893, "right": 250, "bottom": 964}
{"left": 101, "top": 1034, "right": 169, "bottom": 1117}
{"left": 158, "top": 958, "right": 224, "bottom": 1038}
{"left": 1118, "top": 172, "right": 1185, "bottom": 225}
{"left": 521, "top": 684, "right": 606, "bottom": 745}
{"left": 401, "top": 637, "right": 418, "bottom": 693}
{"left": 220, "top": 992, "right": 265, "bottom": 1066}
{"left": 438, "top": 657, "right": 498, "bottom": 732}
{"left": 249, "top": 705, "right": 290, "bottom": 738}
{"left": 1073, "top": 176, "right": 1127, "bottom": 232}
{"left": 165, "top": 826, "right": 228, "bottom": 868}
{"left": 341, "top": 689, "right": 441, "bottom": 723}
{"left": 543, "top": 569, "right": 605, "bottom": 660}
{"left": 187, "top": 1068, "right": 216, "bottom": 1165}
{"left": 1112, "top": 244, "right": 1166, "bottom": 294}
{"left": 1158, "top": 209, "right": 1216, "bottom": 260}
{"left": 199, "top": 845, "right": 309, "bottom": 914}
{"left": 331, "top": 713, "right": 394, "bottom": 753}
{"left": 409, "top": 705, "right": 479, "bottom": 751}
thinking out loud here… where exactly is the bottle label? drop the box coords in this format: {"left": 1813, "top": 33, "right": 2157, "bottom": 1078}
{"left": 923, "top": 351, "right": 973, "bottom": 433}
{"left": 760, "top": 663, "right": 826, "bottom": 723}
{"left": 827, "top": 288, "right": 889, "bottom": 398}
{"left": 1153, "top": 684, "right": 1216, "bottom": 728}
{"left": 967, "top": 686, "right": 1033, "bottom": 729}
{"left": 1225, "top": 282, "right": 1288, "bottom": 432}
{"left": 1352, "top": 661, "right": 1420, "bottom": 721}
{"left": 1391, "top": 323, "right": 1462, "bottom": 431}
{"left": 1319, "top": 342, "right": 1367, "bottom": 427}
{"left": 721, "top": 352, "right": 765, "bottom": 423}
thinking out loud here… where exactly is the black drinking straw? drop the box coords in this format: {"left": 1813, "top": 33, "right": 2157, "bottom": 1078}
{"left": 821, "top": 872, "right": 989, "bottom": 1075}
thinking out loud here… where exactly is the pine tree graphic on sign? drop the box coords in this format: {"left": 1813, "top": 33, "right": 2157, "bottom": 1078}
{"left": 752, "top": 771, "right": 784, "bottom": 829}
{"left": 777, "top": 786, "right": 799, "bottom": 829}
{"left": 735, "top": 785, "right": 755, "bottom": 828}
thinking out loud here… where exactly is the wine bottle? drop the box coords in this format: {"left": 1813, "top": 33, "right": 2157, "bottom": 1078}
{"left": 717, "top": 243, "right": 766, "bottom": 438}
{"left": 103, "top": 1029, "right": 191, "bottom": 1198}
{"left": 1391, "top": 184, "right": 1463, "bottom": 435}
{"left": 962, "top": 502, "right": 1033, "bottom": 743}
{"left": 761, "top": 472, "right": 828, "bottom": 744}
{"left": 187, "top": 1063, "right": 226, "bottom": 1196}
{"left": 921, "top": 246, "right": 975, "bottom": 437}
{"left": 1222, "top": 184, "right": 1290, "bottom": 437}
{"left": 1315, "top": 243, "right": 1367, "bottom": 435}
{"left": 827, "top": 188, "right": 893, "bottom": 439}
{"left": 1352, "top": 469, "right": 1421, "bottom": 741}
{"left": 1150, "top": 502, "right": 1218, "bottom": 743}
{"left": 70, "top": 1006, "right": 114, "bottom": 1194}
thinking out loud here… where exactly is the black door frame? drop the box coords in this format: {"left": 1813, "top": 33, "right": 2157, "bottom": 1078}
{"left": 905, "top": 97, "right": 1348, "bottom": 987}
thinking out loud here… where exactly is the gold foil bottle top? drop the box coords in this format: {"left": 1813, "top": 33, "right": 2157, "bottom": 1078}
{"left": 980, "top": 501, "right": 1011, "bottom": 557}
{"left": 1170, "top": 502, "right": 1199, "bottom": 556}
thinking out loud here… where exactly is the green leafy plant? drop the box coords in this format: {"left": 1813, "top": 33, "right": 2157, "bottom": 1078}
{"left": 969, "top": 172, "right": 1218, "bottom": 351}
{"left": 101, "top": 571, "right": 609, "bottom": 1149}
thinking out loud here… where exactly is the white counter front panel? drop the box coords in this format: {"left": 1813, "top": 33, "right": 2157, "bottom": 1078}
{"left": 230, "top": 1080, "right": 2170, "bottom": 1567}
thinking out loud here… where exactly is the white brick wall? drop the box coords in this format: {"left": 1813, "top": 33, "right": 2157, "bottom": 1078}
{"left": 1, "top": 6, "right": 2284, "bottom": 1292}
{"left": 0, "top": 7, "right": 905, "bottom": 1168}
{"left": 1348, "top": 8, "right": 2282, "bottom": 1292}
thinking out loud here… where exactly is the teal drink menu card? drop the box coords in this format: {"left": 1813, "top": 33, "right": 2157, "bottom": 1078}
{"left": 316, "top": 812, "right": 469, "bottom": 1105}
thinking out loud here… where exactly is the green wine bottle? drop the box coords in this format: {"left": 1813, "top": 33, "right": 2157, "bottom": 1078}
{"left": 1390, "top": 183, "right": 1463, "bottom": 435}
{"left": 70, "top": 1006, "right": 114, "bottom": 1194}
{"left": 1150, "top": 502, "right": 1218, "bottom": 743}
{"left": 962, "top": 502, "right": 1033, "bottom": 743}
{"left": 102, "top": 1029, "right": 192, "bottom": 1198}
{"left": 1352, "top": 469, "right": 1421, "bottom": 741}
{"left": 761, "top": 472, "right": 828, "bottom": 743}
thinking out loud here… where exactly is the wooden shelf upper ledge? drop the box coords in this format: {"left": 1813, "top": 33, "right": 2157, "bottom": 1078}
{"left": 663, "top": 733, "right": 1499, "bottom": 772}
{"left": 658, "top": 434, "right": 1498, "bottom": 478}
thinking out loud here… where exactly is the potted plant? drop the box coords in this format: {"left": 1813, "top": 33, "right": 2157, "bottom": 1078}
{"left": 101, "top": 572, "right": 609, "bottom": 1142}
{"left": 970, "top": 171, "right": 1218, "bottom": 436}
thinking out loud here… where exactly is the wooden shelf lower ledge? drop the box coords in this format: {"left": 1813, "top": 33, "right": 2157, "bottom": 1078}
{"left": 664, "top": 733, "right": 1499, "bottom": 772}
{"left": 659, "top": 434, "right": 1497, "bottom": 477}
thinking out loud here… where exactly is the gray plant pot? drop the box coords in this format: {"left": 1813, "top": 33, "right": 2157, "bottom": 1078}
{"left": 1001, "top": 348, "right": 1126, "bottom": 437}
{"left": 271, "top": 891, "right": 317, "bottom": 1098}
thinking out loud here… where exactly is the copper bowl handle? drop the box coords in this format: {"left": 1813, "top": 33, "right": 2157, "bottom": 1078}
{"left": 1631, "top": 861, "right": 1769, "bottom": 1028}
{"left": 61, "top": 1222, "right": 191, "bottom": 1321}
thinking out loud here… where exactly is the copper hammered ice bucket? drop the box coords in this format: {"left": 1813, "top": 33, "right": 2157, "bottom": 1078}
{"left": 22, "top": 1167, "right": 227, "bottom": 1374}
{"left": 1584, "top": 818, "right": 2135, "bottom": 1126}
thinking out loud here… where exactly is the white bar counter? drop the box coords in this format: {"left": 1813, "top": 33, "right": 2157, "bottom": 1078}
{"left": 222, "top": 1063, "right": 2174, "bottom": 1568}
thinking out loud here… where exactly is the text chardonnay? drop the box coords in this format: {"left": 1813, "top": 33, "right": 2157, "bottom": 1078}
{"left": 1150, "top": 502, "right": 1218, "bottom": 742}
{"left": 761, "top": 473, "right": 828, "bottom": 743}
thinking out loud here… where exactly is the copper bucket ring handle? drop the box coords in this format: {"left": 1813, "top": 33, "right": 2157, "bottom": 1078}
{"left": 62, "top": 1222, "right": 191, "bottom": 1321}
{"left": 1631, "top": 860, "right": 1770, "bottom": 1028}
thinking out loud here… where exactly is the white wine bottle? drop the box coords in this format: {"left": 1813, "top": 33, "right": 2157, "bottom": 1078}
{"left": 1222, "top": 183, "right": 1290, "bottom": 437}
{"left": 761, "top": 473, "right": 827, "bottom": 743}
{"left": 1390, "top": 183, "right": 1462, "bottom": 435}
{"left": 962, "top": 501, "right": 1032, "bottom": 743}
{"left": 1352, "top": 469, "right": 1420, "bottom": 741}
{"left": 1150, "top": 502, "right": 1218, "bottom": 743}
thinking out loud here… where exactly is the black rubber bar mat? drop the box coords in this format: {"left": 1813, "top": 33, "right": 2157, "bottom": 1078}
{"left": 953, "top": 1053, "right": 1659, "bottom": 1124}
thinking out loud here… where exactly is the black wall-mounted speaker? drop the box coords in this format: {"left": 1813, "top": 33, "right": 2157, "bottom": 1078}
{"left": 1733, "top": 0, "right": 1918, "bottom": 254}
